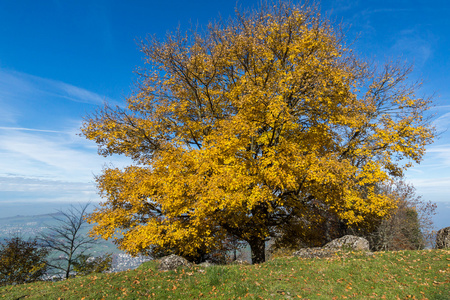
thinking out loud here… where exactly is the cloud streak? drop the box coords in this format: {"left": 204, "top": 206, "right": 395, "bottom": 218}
{"left": 0, "top": 69, "right": 108, "bottom": 106}
{"left": 0, "top": 176, "right": 98, "bottom": 203}
{"left": 0, "top": 128, "right": 130, "bottom": 182}
{"left": 0, "top": 68, "right": 131, "bottom": 206}
{"left": 0, "top": 127, "right": 131, "bottom": 205}
{"left": 0, "top": 127, "right": 64, "bottom": 133}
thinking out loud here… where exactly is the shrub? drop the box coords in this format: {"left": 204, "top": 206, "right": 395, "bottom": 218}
{"left": 366, "top": 182, "right": 435, "bottom": 251}
{"left": 72, "top": 253, "right": 113, "bottom": 276}
{"left": 0, "top": 236, "right": 49, "bottom": 286}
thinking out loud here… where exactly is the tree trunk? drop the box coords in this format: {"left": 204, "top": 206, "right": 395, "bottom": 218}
{"left": 65, "top": 262, "right": 71, "bottom": 279}
{"left": 66, "top": 252, "right": 73, "bottom": 279}
{"left": 248, "top": 237, "right": 265, "bottom": 264}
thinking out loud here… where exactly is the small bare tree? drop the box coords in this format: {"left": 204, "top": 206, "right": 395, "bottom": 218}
{"left": 39, "top": 203, "right": 97, "bottom": 279}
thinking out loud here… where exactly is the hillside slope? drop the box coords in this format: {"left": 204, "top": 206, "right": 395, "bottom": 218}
{"left": 1, "top": 250, "right": 449, "bottom": 299}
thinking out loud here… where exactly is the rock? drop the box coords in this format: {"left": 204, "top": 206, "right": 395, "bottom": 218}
{"left": 197, "top": 261, "right": 215, "bottom": 267}
{"left": 364, "top": 251, "right": 375, "bottom": 257}
{"left": 293, "top": 235, "right": 370, "bottom": 260}
{"left": 293, "top": 247, "right": 340, "bottom": 259}
{"left": 323, "top": 235, "right": 370, "bottom": 251}
{"left": 231, "top": 259, "right": 250, "bottom": 265}
{"left": 435, "top": 227, "right": 450, "bottom": 249}
{"left": 158, "top": 254, "right": 192, "bottom": 271}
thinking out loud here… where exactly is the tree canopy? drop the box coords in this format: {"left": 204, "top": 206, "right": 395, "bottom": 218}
{"left": 82, "top": 2, "right": 434, "bottom": 263}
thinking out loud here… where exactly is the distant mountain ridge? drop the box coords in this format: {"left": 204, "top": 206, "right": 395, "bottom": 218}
{"left": 0, "top": 212, "right": 61, "bottom": 220}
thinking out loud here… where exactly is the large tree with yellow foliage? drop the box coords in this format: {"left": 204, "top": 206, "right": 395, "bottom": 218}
{"left": 82, "top": 2, "right": 434, "bottom": 264}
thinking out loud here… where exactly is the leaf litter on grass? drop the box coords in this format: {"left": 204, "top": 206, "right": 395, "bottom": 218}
{"left": 1, "top": 250, "right": 449, "bottom": 299}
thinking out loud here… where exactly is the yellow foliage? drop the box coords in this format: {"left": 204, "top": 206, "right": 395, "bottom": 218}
{"left": 81, "top": 2, "right": 434, "bottom": 263}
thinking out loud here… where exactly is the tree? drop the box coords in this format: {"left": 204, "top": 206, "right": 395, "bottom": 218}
{"left": 39, "top": 203, "right": 97, "bottom": 279}
{"left": 72, "top": 253, "right": 112, "bottom": 276}
{"left": 271, "top": 181, "right": 437, "bottom": 252}
{"left": 0, "top": 236, "right": 48, "bottom": 286}
{"left": 148, "top": 232, "right": 245, "bottom": 264}
{"left": 81, "top": 1, "right": 434, "bottom": 264}
{"left": 365, "top": 181, "right": 436, "bottom": 251}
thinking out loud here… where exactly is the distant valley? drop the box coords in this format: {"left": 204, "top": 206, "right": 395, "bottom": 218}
{"left": 0, "top": 213, "right": 152, "bottom": 272}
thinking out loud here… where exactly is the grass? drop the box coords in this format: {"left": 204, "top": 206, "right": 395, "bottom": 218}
{"left": 1, "top": 249, "right": 449, "bottom": 299}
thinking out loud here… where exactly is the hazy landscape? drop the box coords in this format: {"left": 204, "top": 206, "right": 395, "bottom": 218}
{"left": 2, "top": 202, "right": 448, "bottom": 242}
{"left": 0, "top": 211, "right": 153, "bottom": 273}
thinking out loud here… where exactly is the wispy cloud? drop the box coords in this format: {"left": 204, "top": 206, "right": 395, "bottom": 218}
{"left": 46, "top": 80, "right": 106, "bottom": 105}
{"left": 408, "top": 177, "right": 450, "bottom": 189}
{"left": 323, "top": 0, "right": 361, "bottom": 15}
{"left": 0, "top": 127, "right": 131, "bottom": 206}
{"left": 391, "top": 32, "right": 434, "bottom": 67}
{"left": 0, "top": 176, "right": 98, "bottom": 203}
{"left": 425, "top": 145, "right": 450, "bottom": 166}
{"left": 0, "top": 128, "right": 130, "bottom": 182}
{"left": 0, "top": 68, "right": 131, "bottom": 206}
{"left": 406, "top": 176, "right": 450, "bottom": 203}
{"left": 433, "top": 111, "right": 450, "bottom": 132}
{"left": 0, "top": 127, "right": 64, "bottom": 133}
{"left": 0, "top": 69, "right": 108, "bottom": 105}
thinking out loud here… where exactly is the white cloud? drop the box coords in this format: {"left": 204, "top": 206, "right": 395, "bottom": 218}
{"left": 0, "top": 176, "right": 97, "bottom": 199}
{"left": 408, "top": 177, "right": 450, "bottom": 189}
{"left": 391, "top": 33, "right": 433, "bottom": 67}
{"left": 0, "top": 126, "right": 131, "bottom": 183}
{"left": 46, "top": 80, "right": 106, "bottom": 105}
{"left": 0, "top": 126, "right": 131, "bottom": 205}
{"left": 0, "top": 105, "right": 18, "bottom": 124}
{"left": 0, "top": 69, "right": 108, "bottom": 105}
{"left": 424, "top": 145, "right": 450, "bottom": 167}
{"left": 405, "top": 177, "right": 450, "bottom": 203}
{"left": 0, "top": 127, "right": 63, "bottom": 133}
{"left": 0, "top": 68, "right": 132, "bottom": 207}
{"left": 433, "top": 112, "right": 450, "bottom": 132}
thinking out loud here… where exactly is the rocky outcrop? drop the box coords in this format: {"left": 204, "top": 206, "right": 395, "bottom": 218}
{"left": 323, "top": 235, "right": 370, "bottom": 251}
{"left": 158, "top": 254, "right": 192, "bottom": 271}
{"left": 435, "top": 227, "right": 450, "bottom": 249}
{"left": 293, "top": 235, "right": 370, "bottom": 259}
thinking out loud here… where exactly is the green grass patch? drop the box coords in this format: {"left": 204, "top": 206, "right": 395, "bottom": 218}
{"left": 1, "top": 249, "right": 449, "bottom": 299}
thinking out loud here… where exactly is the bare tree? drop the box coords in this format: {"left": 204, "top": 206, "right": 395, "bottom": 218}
{"left": 39, "top": 203, "right": 97, "bottom": 279}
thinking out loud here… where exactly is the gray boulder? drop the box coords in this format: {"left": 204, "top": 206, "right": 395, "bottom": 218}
{"left": 293, "top": 247, "right": 340, "bottom": 259}
{"left": 158, "top": 254, "right": 192, "bottom": 271}
{"left": 231, "top": 259, "right": 250, "bottom": 265}
{"left": 323, "top": 235, "right": 370, "bottom": 251}
{"left": 435, "top": 227, "right": 450, "bottom": 249}
{"left": 293, "top": 235, "right": 371, "bottom": 259}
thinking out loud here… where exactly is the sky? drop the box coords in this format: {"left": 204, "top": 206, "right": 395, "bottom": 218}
{"left": 0, "top": 1, "right": 449, "bottom": 228}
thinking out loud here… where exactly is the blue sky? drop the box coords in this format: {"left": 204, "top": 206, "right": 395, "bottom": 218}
{"left": 0, "top": 1, "right": 449, "bottom": 228}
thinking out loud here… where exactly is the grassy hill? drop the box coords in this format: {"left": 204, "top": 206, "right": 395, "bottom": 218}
{"left": 1, "top": 249, "right": 449, "bottom": 299}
